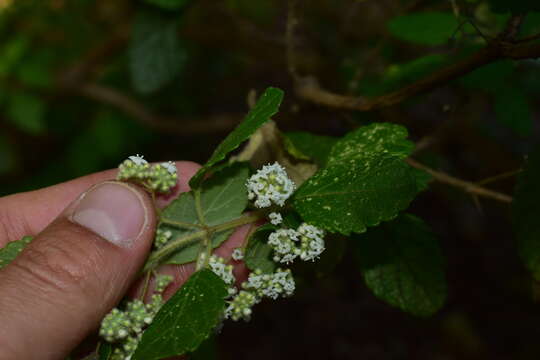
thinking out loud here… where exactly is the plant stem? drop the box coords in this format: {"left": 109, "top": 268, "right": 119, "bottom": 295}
{"left": 194, "top": 190, "right": 211, "bottom": 271}
{"left": 406, "top": 158, "right": 513, "bottom": 203}
{"left": 160, "top": 218, "right": 204, "bottom": 229}
{"left": 141, "top": 211, "right": 265, "bottom": 273}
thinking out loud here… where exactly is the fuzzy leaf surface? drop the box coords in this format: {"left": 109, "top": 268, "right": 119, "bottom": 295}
{"left": 356, "top": 214, "right": 446, "bottom": 317}
{"left": 160, "top": 164, "right": 249, "bottom": 264}
{"left": 190, "top": 87, "right": 284, "bottom": 188}
{"left": 129, "top": 10, "right": 185, "bottom": 94}
{"left": 0, "top": 236, "right": 33, "bottom": 269}
{"left": 133, "top": 270, "right": 227, "bottom": 359}
{"left": 513, "top": 148, "right": 540, "bottom": 281}
{"left": 294, "top": 123, "right": 418, "bottom": 235}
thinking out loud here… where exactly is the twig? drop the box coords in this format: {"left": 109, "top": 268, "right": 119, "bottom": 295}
{"left": 76, "top": 83, "right": 241, "bottom": 135}
{"left": 406, "top": 158, "right": 513, "bottom": 203}
{"left": 516, "top": 32, "right": 540, "bottom": 43}
{"left": 499, "top": 14, "right": 527, "bottom": 42}
{"left": 476, "top": 169, "right": 522, "bottom": 186}
{"left": 296, "top": 40, "right": 540, "bottom": 111}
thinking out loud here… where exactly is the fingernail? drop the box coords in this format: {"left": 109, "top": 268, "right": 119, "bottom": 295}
{"left": 70, "top": 182, "right": 148, "bottom": 247}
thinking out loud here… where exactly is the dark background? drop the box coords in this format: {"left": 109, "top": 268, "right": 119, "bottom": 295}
{"left": 1, "top": 0, "right": 539, "bottom": 359}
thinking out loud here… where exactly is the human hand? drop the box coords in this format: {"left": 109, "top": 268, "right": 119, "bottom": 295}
{"left": 0, "top": 161, "right": 248, "bottom": 360}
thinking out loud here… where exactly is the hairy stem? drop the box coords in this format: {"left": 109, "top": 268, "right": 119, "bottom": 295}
{"left": 141, "top": 212, "right": 265, "bottom": 273}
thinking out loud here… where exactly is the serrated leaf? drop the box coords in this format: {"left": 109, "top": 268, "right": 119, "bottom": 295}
{"left": 388, "top": 12, "right": 459, "bottom": 46}
{"left": 189, "top": 87, "right": 284, "bottom": 188}
{"left": 283, "top": 132, "right": 338, "bottom": 167}
{"left": 355, "top": 214, "right": 447, "bottom": 317}
{"left": 513, "top": 148, "right": 540, "bottom": 281}
{"left": 294, "top": 123, "right": 418, "bottom": 235}
{"left": 0, "top": 236, "right": 33, "bottom": 270}
{"left": 129, "top": 10, "right": 186, "bottom": 94}
{"left": 143, "top": 0, "right": 191, "bottom": 11}
{"left": 244, "top": 224, "right": 277, "bottom": 273}
{"left": 160, "top": 164, "right": 249, "bottom": 264}
{"left": 133, "top": 269, "right": 228, "bottom": 360}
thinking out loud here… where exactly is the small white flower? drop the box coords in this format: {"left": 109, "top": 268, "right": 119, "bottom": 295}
{"left": 209, "top": 255, "right": 235, "bottom": 285}
{"left": 161, "top": 161, "right": 177, "bottom": 175}
{"left": 268, "top": 212, "right": 283, "bottom": 225}
{"left": 225, "top": 290, "right": 258, "bottom": 321}
{"left": 128, "top": 154, "right": 148, "bottom": 166}
{"left": 297, "top": 223, "right": 325, "bottom": 261}
{"left": 232, "top": 248, "right": 244, "bottom": 261}
{"left": 243, "top": 268, "right": 295, "bottom": 300}
{"left": 246, "top": 162, "right": 296, "bottom": 208}
{"left": 268, "top": 229, "right": 299, "bottom": 264}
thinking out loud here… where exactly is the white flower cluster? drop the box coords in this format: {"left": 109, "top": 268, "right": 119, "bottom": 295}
{"left": 297, "top": 223, "right": 326, "bottom": 261}
{"left": 267, "top": 223, "right": 325, "bottom": 264}
{"left": 246, "top": 162, "right": 295, "bottom": 208}
{"left": 117, "top": 155, "right": 178, "bottom": 193}
{"left": 209, "top": 255, "right": 235, "bottom": 286}
{"left": 268, "top": 229, "right": 299, "bottom": 264}
{"left": 154, "top": 228, "right": 172, "bottom": 249}
{"left": 225, "top": 268, "right": 295, "bottom": 321}
{"left": 99, "top": 275, "right": 173, "bottom": 360}
{"left": 243, "top": 268, "right": 295, "bottom": 300}
{"left": 268, "top": 212, "right": 283, "bottom": 225}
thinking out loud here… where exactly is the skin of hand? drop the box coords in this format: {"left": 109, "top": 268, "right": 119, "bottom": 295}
{"left": 0, "top": 161, "right": 249, "bottom": 360}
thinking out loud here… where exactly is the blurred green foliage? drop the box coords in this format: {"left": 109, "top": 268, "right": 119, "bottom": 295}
{"left": 1, "top": 0, "right": 538, "bottom": 198}
{"left": 0, "top": 0, "right": 539, "bottom": 359}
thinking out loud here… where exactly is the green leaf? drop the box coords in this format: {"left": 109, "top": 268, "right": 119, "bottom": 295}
{"left": 355, "top": 214, "right": 447, "bottom": 317}
{"left": 16, "top": 50, "right": 53, "bottom": 88}
{"left": 97, "top": 342, "right": 112, "bottom": 360}
{"left": 412, "top": 168, "right": 432, "bottom": 193}
{"left": 494, "top": 88, "right": 532, "bottom": 137}
{"left": 283, "top": 132, "right": 338, "bottom": 167}
{"left": 459, "top": 60, "right": 514, "bottom": 92}
{"left": 143, "top": 0, "right": 191, "bottom": 11}
{"left": 294, "top": 123, "right": 418, "bottom": 235}
{"left": 129, "top": 10, "right": 186, "bottom": 94}
{"left": 189, "top": 336, "right": 218, "bottom": 360}
{"left": 133, "top": 269, "right": 228, "bottom": 360}
{"left": 7, "top": 93, "right": 46, "bottom": 135}
{"left": 388, "top": 12, "right": 459, "bottom": 46}
{"left": 244, "top": 224, "right": 277, "bottom": 273}
{"left": 513, "top": 148, "right": 540, "bottom": 281}
{"left": 0, "top": 236, "right": 33, "bottom": 270}
{"left": 0, "top": 35, "right": 30, "bottom": 77}
{"left": 189, "top": 87, "right": 284, "bottom": 188}
{"left": 382, "top": 54, "right": 448, "bottom": 92}
{"left": 161, "top": 163, "right": 249, "bottom": 264}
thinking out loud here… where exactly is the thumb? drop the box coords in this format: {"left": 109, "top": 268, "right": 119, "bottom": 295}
{"left": 0, "top": 181, "right": 156, "bottom": 360}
